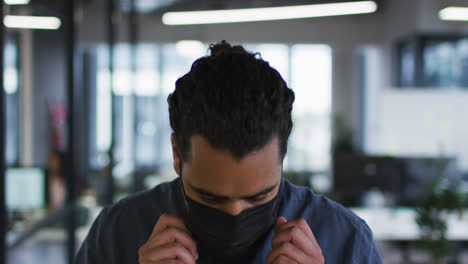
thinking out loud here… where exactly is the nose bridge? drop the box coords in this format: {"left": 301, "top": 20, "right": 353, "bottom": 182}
{"left": 223, "top": 200, "right": 247, "bottom": 216}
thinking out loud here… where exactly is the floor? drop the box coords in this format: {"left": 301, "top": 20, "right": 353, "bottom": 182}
{"left": 8, "top": 239, "right": 67, "bottom": 264}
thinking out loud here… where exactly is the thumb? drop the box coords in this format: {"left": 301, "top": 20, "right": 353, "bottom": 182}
{"left": 274, "top": 216, "right": 287, "bottom": 233}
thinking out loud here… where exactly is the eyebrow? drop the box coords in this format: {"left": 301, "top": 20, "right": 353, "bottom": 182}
{"left": 188, "top": 182, "right": 278, "bottom": 201}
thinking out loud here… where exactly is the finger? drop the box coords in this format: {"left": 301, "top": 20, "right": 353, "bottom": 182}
{"left": 276, "top": 218, "right": 319, "bottom": 249}
{"left": 146, "top": 227, "right": 198, "bottom": 259}
{"left": 151, "top": 214, "right": 190, "bottom": 240}
{"left": 267, "top": 243, "right": 305, "bottom": 264}
{"left": 140, "top": 242, "right": 196, "bottom": 264}
{"left": 141, "top": 260, "right": 184, "bottom": 264}
{"left": 158, "top": 260, "right": 185, "bottom": 264}
{"left": 270, "top": 254, "right": 297, "bottom": 264}
{"left": 272, "top": 224, "right": 316, "bottom": 256}
{"left": 275, "top": 216, "right": 288, "bottom": 233}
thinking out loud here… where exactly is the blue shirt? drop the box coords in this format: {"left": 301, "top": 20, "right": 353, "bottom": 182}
{"left": 75, "top": 178, "right": 382, "bottom": 263}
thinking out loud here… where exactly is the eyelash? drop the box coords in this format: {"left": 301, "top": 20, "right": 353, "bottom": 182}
{"left": 247, "top": 195, "right": 267, "bottom": 202}
{"left": 201, "top": 195, "right": 225, "bottom": 204}
{"left": 200, "top": 195, "right": 267, "bottom": 204}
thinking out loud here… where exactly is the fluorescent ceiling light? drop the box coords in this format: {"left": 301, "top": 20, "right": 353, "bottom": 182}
{"left": 162, "top": 1, "right": 377, "bottom": 25}
{"left": 4, "top": 15, "right": 61, "bottom": 30}
{"left": 4, "top": 0, "right": 30, "bottom": 5}
{"left": 439, "top": 7, "right": 468, "bottom": 21}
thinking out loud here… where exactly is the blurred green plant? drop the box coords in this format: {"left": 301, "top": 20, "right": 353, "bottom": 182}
{"left": 415, "top": 159, "right": 466, "bottom": 264}
{"left": 331, "top": 115, "right": 358, "bottom": 154}
{"left": 283, "top": 171, "right": 307, "bottom": 187}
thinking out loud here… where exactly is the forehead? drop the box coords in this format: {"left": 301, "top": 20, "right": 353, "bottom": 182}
{"left": 183, "top": 135, "right": 282, "bottom": 197}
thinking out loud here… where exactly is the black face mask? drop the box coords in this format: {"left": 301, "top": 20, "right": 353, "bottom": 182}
{"left": 180, "top": 179, "right": 280, "bottom": 262}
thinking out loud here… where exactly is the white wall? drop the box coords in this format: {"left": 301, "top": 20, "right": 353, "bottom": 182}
{"left": 363, "top": 0, "right": 468, "bottom": 170}
{"left": 368, "top": 88, "right": 468, "bottom": 170}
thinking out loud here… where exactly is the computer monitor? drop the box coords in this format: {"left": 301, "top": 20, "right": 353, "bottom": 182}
{"left": 333, "top": 154, "right": 457, "bottom": 207}
{"left": 6, "top": 167, "right": 46, "bottom": 211}
{"left": 333, "top": 154, "right": 404, "bottom": 207}
{"left": 399, "top": 157, "right": 457, "bottom": 206}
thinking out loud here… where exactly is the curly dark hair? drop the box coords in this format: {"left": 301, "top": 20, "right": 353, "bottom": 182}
{"left": 168, "top": 40, "right": 295, "bottom": 163}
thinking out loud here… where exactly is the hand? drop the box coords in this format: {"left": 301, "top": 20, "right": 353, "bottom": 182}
{"left": 138, "top": 213, "right": 198, "bottom": 264}
{"left": 267, "top": 217, "right": 324, "bottom": 264}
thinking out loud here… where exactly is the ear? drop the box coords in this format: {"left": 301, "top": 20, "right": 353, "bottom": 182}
{"left": 171, "top": 133, "right": 181, "bottom": 176}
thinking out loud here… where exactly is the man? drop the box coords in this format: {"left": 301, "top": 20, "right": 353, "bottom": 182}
{"left": 75, "top": 41, "right": 382, "bottom": 263}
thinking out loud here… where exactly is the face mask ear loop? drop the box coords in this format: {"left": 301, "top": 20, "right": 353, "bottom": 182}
{"left": 178, "top": 159, "right": 191, "bottom": 214}
{"left": 178, "top": 158, "right": 186, "bottom": 194}
{"left": 272, "top": 179, "right": 282, "bottom": 218}
{"left": 180, "top": 179, "right": 188, "bottom": 199}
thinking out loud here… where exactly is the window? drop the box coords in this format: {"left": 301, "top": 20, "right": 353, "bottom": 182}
{"left": 4, "top": 36, "right": 20, "bottom": 166}
{"left": 288, "top": 45, "right": 332, "bottom": 171}
{"left": 245, "top": 44, "right": 333, "bottom": 172}
{"left": 134, "top": 44, "right": 159, "bottom": 167}
{"left": 90, "top": 42, "right": 333, "bottom": 188}
{"left": 158, "top": 43, "right": 207, "bottom": 169}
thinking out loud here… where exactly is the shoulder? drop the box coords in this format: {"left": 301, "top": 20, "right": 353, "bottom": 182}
{"left": 280, "top": 180, "right": 381, "bottom": 262}
{"left": 104, "top": 178, "right": 181, "bottom": 219}
{"left": 118, "top": 178, "right": 178, "bottom": 207}
{"left": 87, "top": 178, "right": 181, "bottom": 241}
{"left": 75, "top": 179, "right": 182, "bottom": 262}
{"left": 280, "top": 179, "right": 372, "bottom": 238}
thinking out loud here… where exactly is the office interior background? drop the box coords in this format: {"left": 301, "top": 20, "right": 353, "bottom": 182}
{"left": 1, "top": 0, "right": 468, "bottom": 263}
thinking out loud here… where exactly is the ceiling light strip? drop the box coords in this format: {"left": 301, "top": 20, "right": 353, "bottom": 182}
{"left": 4, "top": 0, "right": 30, "bottom": 5}
{"left": 162, "top": 1, "right": 377, "bottom": 25}
{"left": 439, "top": 7, "right": 468, "bottom": 21}
{"left": 4, "top": 15, "right": 62, "bottom": 30}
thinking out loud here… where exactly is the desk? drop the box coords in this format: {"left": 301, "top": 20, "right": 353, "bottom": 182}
{"left": 352, "top": 207, "right": 468, "bottom": 241}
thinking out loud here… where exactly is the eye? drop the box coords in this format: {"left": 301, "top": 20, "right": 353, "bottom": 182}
{"left": 200, "top": 195, "right": 224, "bottom": 204}
{"left": 246, "top": 195, "right": 267, "bottom": 203}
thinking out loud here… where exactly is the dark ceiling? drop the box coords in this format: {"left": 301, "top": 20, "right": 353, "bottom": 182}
{"left": 25, "top": 0, "right": 384, "bottom": 15}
